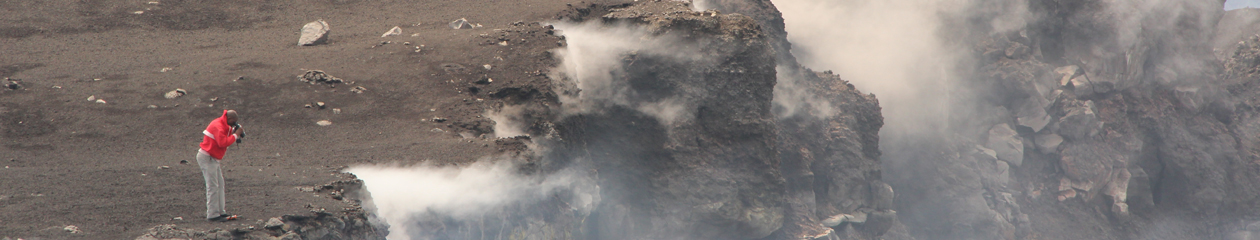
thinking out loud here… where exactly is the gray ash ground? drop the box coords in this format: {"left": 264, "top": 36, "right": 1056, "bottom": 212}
{"left": 0, "top": 0, "right": 620, "bottom": 239}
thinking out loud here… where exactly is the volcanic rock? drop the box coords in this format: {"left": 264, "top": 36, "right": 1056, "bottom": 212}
{"left": 551, "top": 2, "right": 788, "bottom": 238}
{"left": 265, "top": 217, "right": 285, "bottom": 229}
{"left": 1058, "top": 99, "right": 1100, "bottom": 141}
{"left": 164, "top": 88, "right": 186, "bottom": 99}
{"left": 299, "top": 20, "right": 330, "bottom": 46}
{"left": 986, "top": 123, "right": 1024, "bottom": 167}
{"left": 449, "top": 18, "right": 473, "bottom": 29}
{"left": 1015, "top": 96, "right": 1051, "bottom": 132}
{"left": 1059, "top": 143, "right": 1115, "bottom": 184}
{"left": 1033, "top": 132, "right": 1063, "bottom": 154}
{"left": 3, "top": 80, "right": 20, "bottom": 90}
{"left": 298, "top": 70, "right": 344, "bottom": 84}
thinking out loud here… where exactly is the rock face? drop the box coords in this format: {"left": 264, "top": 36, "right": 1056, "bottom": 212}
{"left": 550, "top": 2, "right": 785, "bottom": 239}
{"left": 876, "top": 0, "right": 1260, "bottom": 239}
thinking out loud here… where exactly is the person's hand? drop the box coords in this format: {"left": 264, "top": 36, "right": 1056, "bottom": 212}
{"left": 233, "top": 126, "right": 245, "bottom": 136}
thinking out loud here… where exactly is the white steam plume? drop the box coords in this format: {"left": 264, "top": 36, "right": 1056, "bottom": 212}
{"left": 487, "top": 105, "right": 529, "bottom": 138}
{"left": 550, "top": 21, "right": 700, "bottom": 126}
{"left": 345, "top": 159, "right": 573, "bottom": 240}
{"left": 773, "top": 0, "right": 968, "bottom": 136}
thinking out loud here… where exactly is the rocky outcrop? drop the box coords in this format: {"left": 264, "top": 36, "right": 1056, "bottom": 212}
{"left": 550, "top": 2, "right": 785, "bottom": 239}
{"left": 136, "top": 180, "right": 384, "bottom": 240}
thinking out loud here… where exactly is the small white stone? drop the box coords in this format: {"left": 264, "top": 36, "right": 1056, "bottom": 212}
{"left": 64, "top": 225, "right": 81, "bottom": 233}
{"left": 87, "top": 95, "right": 95, "bottom": 101}
{"left": 381, "top": 26, "right": 402, "bottom": 37}
{"left": 160, "top": 67, "right": 173, "bottom": 72}
{"left": 483, "top": 64, "right": 492, "bottom": 70}
{"left": 173, "top": 216, "right": 183, "bottom": 221}
{"left": 316, "top": 120, "right": 332, "bottom": 126}
{"left": 95, "top": 99, "right": 107, "bottom": 104}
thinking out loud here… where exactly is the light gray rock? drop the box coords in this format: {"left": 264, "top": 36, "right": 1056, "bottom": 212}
{"left": 1033, "top": 133, "right": 1063, "bottom": 154}
{"left": 449, "top": 18, "right": 473, "bottom": 29}
{"left": 164, "top": 88, "right": 186, "bottom": 99}
{"left": 1055, "top": 65, "right": 1081, "bottom": 87}
{"left": 265, "top": 217, "right": 285, "bottom": 229}
{"left": 299, "top": 20, "right": 330, "bottom": 46}
{"left": 987, "top": 124, "right": 1024, "bottom": 167}
{"left": 381, "top": 26, "right": 401, "bottom": 37}
{"left": 1015, "top": 96, "right": 1051, "bottom": 132}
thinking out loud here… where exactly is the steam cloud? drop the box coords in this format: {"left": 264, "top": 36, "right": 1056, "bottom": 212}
{"left": 773, "top": 0, "right": 1229, "bottom": 238}
{"left": 345, "top": 159, "right": 573, "bottom": 240}
{"left": 550, "top": 21, "right": 699, "bottom": 126}
{"left": 773, "top": 0, "right": 965, "bottom": 136}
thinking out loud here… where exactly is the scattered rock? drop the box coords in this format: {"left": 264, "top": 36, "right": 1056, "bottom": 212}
{"left": 179, "top": 160, "right": 188, "bottom": 164}
{"left": 381, "top": 26, "right": 402, "bottom": 37}
{"left": 350, "top": 86, "right": 366, "bottom": 94}
{"left": 164, "top": 88, "right": 186, "bottom": 99}
{"left": 986, "top": 124, "right": 1024, "bottom": 167}
{"left": 264, "top": 217, "right": 285, "bottom": 229}
{"left": 87, "top": 95, "right": 96, "bottom": 101}
{"left": 315, "top": 102, "right": 326, "bottom": 109}
{"left": 332, "top": 108, "right": 341, "bottom": 114}
{"left": 64, "top": 225, "right": 81, "bottom": 234}
{"left": 316, "top": 120, "right": 332, "bottom": 126}
{"left": 299, "top": 20, "right": 330, "bottom": 46}
{"left": 298, "top": 70, "right": 344, "bottom": 84}
{"left": 159, "top": 166, "right": 170, "bottom": 169}
{"left": 431, "top": 117, "right": 447, "bottom": 123}
{"left": 96, "top": 99, "right": 107, "bottom": 104}
{"left": 1033, "top": 133, "right": 1063, "bottom": 154}
{"left": 304, "top": 104, "right": 312, "bottom": 108}
{"left": 4, "top": 80, "right": 20, "bottom": 90}
{"left": 474, "top": 76, "right": 493, "bottom": 84}
{"left": 449, "top": 18, "right": 473, "bottom": 29}
{"left": 147, "top": 105, "right": 158, "bottom": 109}
{"left": 172, "top": 216, "right": 182, "bottom": 221}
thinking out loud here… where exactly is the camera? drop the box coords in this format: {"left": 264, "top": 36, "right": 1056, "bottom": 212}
{"left": 233, "top": 124, "right": 245, "bottom": 143}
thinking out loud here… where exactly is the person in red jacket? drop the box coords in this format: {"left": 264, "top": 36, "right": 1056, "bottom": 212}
{"left": 197, "top": 110, "right": 244, "bottom": 222}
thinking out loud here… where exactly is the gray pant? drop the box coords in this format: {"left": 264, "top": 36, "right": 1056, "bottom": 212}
{"left": 196, "top": 151, "right": 226, "bottom": 219}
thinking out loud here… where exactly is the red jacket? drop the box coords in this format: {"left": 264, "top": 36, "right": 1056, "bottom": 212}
{"left": 199, "top": 110, "right": 237, "bottom": 160}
